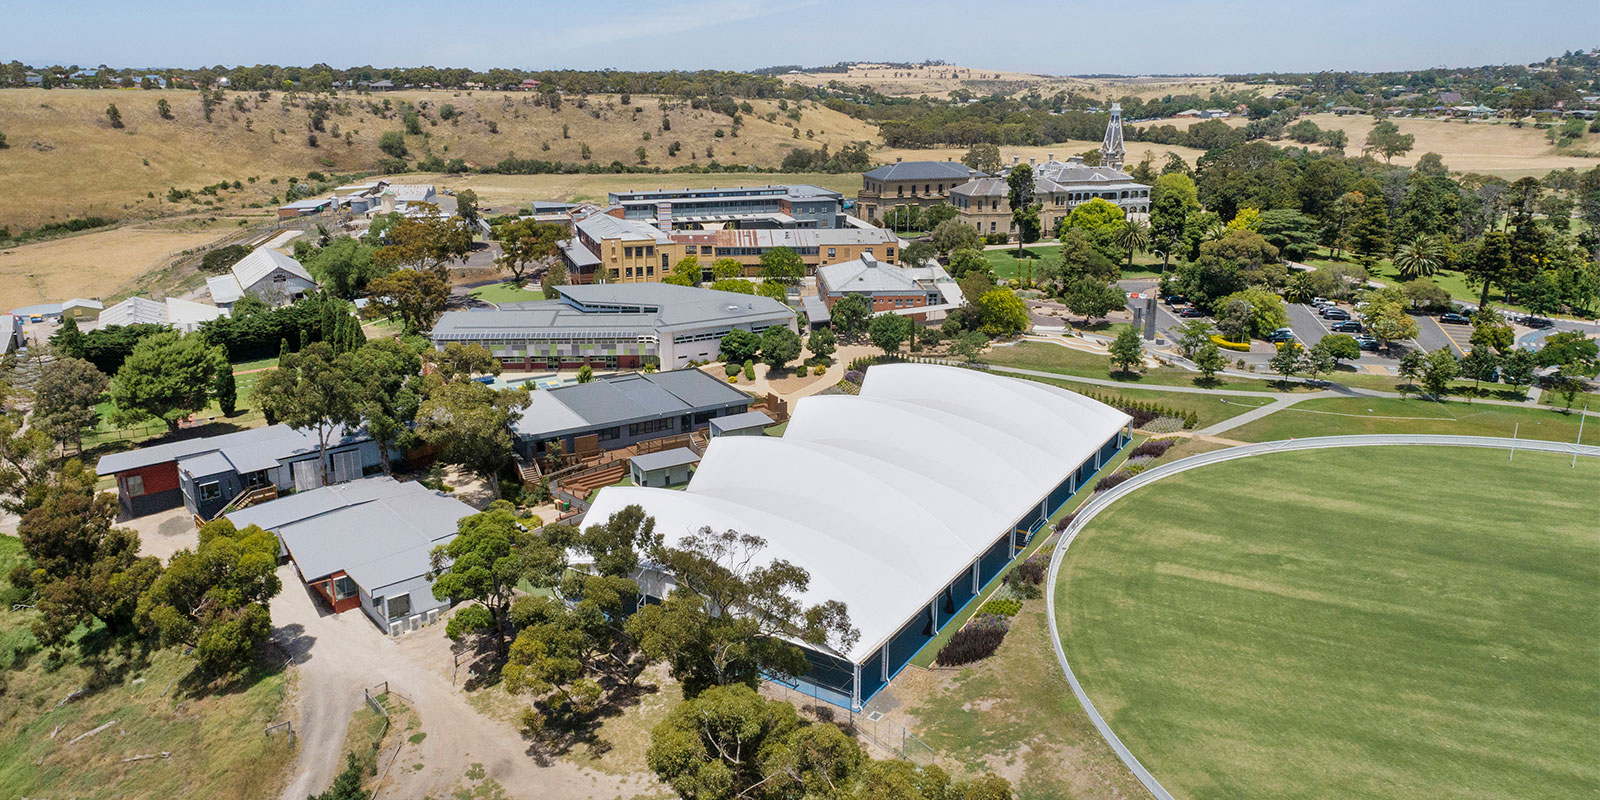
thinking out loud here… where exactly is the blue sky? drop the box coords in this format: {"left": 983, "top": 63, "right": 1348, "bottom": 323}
{"left": 5, "top": 0, "right": 1593, "bottom": 74}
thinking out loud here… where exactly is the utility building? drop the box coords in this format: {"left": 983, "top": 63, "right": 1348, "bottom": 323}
{"left": 583, "top": 364, "right": 1132, "bottom": 709}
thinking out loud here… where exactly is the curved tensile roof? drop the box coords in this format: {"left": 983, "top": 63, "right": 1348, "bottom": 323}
{"left": 583, "top": 363, "right": 1130, "bottom": 663}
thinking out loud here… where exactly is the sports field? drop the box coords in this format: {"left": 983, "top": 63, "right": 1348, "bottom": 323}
{"left": 1056, "top": 446, "right": 1599, "bottom": 800}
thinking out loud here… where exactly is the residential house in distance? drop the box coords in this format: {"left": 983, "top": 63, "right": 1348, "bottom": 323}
{"left": 96, "top": 296, "right": 227, "bottom": 333}
{"left": 207, "top": 247, "right": 317, "bottom": 309}
{"left": 856, "top": 160, "right": 987, "bottom": 223}
{"left": 512, "top": 369, "right": 753, "bottom": 461}
{"left": 430, "top": 282, "right": 796, "bottom": 371}
{"left": 814, "top": 253, "right": 963, "bottom": 321}
{"left": 226, "top": 476, "right": 472, "bottom": 633}
{"left": 96, "top": 424, "right": 384, "bottom": 521}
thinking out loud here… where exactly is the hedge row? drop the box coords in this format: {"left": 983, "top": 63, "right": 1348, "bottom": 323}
{"left": 1210, "top": 334, "right": 1251, "bottom": 352}
{"left": 936, "top": 613, "right": 1010, "bottom": 667}
{"left": 1077, "top": 390, "right": 1200, "bottom": 430}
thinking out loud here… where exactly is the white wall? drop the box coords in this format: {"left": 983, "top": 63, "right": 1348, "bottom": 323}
{"left": 361, "top": 573, "right": 452, "bottom": 634}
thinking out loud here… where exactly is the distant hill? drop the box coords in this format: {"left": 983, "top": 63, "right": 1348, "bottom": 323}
{"left": 0, "top": 88, "right": 878, "bottom": 231}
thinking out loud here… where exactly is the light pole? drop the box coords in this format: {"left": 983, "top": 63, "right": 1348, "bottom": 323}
{"left": 1150, "top": 249, "right": 1165, "bottom": 277}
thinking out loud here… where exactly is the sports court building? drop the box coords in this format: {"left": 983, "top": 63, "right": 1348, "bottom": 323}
{"left": 583, "top": 363, "right": 1132, "bottom": 709}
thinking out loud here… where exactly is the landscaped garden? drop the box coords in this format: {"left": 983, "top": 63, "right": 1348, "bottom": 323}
{"left": 1055, "top": 446, "right": 1600, "bottom": 799}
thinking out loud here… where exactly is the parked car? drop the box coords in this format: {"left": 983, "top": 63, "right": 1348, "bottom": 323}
{"left": 1331, "top": 320, "right": 1363, "bottom": 333}
{"left": 1524, "top": 316, "right": 1553, "bottom": 328}
{"left": 1165, "top": 295, "right": 1186, "bottom": 306}
{"left": 1322, "top": 308, "right": 1352, "bottom": 321}
{"left": 1177, "top": 306, "right": 1207, "bottom": 318}
{"left": 1269, "top": 329, "right": 1297, "bottom": 343}
{"left": 1311, "top": 297, "right": 1330, "bottom": 306}
{"left": 1355, "top": 335, "right": 1381, "bottom": 351}
{"left": 1439, "top": 312, "right": 1471, "bottom": 325}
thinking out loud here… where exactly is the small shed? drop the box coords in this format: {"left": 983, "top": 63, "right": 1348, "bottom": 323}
{"left": 709, "top": 410, "right": 775, "bottom": 438}
{"left": 629, "top": 447, "right": 700, "bottom": 488}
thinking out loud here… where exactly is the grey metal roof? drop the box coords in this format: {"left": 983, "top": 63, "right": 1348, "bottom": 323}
{"left": 514, "top": 369, "right": 751, "bottom": 439}
{"left": 431, "top": 283, "right": 794, "bottom": 341}
{"left": 801, "top": 295, "right": 830, "bottom": 324}
{"left": 817, "top": 256, "right": 952, "bottom": 295}
{"left": 629, "top": 447, "right": 701, "bottom": 471}
{"left": 558, "top": 238, "right": 601, "bottom": 268}
{"left": 709, "top": 410, "right": 774, "bottom": 435}
{"left": 97, "top": 424, "right": 369, "bottom": 476}
{"left": 227, "top": 477, "right": 473, "bottom": 589}
{"left": 177, "top": 451, "right": 233, "bottom": 479}
{"left": 862, "top": 161, "right": 983, "bottom": 182}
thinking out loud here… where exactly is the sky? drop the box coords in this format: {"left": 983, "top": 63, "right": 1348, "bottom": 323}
{"left": 4, "top": 0, "right": 1594, "bottom": 75}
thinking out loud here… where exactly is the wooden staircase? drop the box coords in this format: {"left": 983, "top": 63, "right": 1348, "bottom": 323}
{"left": 557, "top": 461, "right": 627, "bottom": 499}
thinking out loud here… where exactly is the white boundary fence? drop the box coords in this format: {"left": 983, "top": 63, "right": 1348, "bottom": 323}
{"left": 1044, "top": 434, "right": 1600, "bottom": 800}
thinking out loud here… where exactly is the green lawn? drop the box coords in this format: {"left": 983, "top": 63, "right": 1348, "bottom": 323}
{"left": 1227, "top": 395, "right": 1599, "bottom": 445}
{"left": 983, "top": 340, "right": 1305, "bottom": 392}
{"left": 469, "top": 282, "right": 544, "bottom": 304}
{"left": 984, "top": 245, "right": 1164, "bottom": 282}
{"left": 1013, "top": 374, "right": 1274, "bottom": 430}
{"left": 229, "top": 356, "right": 278, "bottom": 374}
{"left": 1057, "top": 447, "right": 1600, "bottom": 800}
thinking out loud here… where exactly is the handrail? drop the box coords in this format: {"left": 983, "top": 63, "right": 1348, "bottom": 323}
{"left": 1044, "top": 434, "right": 1598, "bottom": 800}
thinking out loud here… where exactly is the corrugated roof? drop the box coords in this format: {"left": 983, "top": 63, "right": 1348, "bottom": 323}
{"left": 97, "top": 424, "right": 369, "bottom": 476}
{"left": 629, "top": 447, "right": 701, "bottom": 472}
{"left": 817, "top": 256, "right": 951, "bottom": 295}
{"left": 432, "top": 283, "right": 794, "bottom": 340}
{"left": 709, "top": 410, "right": 773, "bottom": 434}
{"left": 207, "top": 274, "right": 245, "bottom": 304}
{"left": 231, "top": 247, "right": 314, "bottom": 290}
{"left": 97, "top": 297, "right": 167, "bottom": 328}
{"left": 513, "top": 369, "right": 750, "bottom": 439}
{"left": 227, "top": 477, "right": 473, "bottom": 589}
{"left": 862, "top": 161, "right": 983, "bottom": 182}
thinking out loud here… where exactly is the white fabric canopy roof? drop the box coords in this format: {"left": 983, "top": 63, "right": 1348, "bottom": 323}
{"left": 584, "top": 363, "right": 1130, "bottom": 663}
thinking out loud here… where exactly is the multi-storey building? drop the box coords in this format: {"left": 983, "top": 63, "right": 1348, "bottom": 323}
{"left": 560, "top": 208, "right": 900, "bottom": 284}
{"left": 950, "top": 156, "right": 1151, "bottom": 239}
{"left": 856, "top": 160, "right": 987, "bottom": 223}
{"left": 606, "top": 184, "right": 846, "bottom": 229}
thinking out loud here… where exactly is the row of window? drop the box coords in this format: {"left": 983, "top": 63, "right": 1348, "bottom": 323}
{"left": 622, "top": 245, "right": 657, "bottom": 258}
{"left": 628, "top": 418, "right": 673, "bottom": 437}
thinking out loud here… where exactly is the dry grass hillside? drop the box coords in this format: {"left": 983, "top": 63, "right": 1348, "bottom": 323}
{"left": 1152, "top": 112, "right": 1600, "bottom": 175}
{"left": 0, "top": 88, "right": 876, "bottom": 231}
{"left": 783, "top": 63, "right": 1253, "bottom": 101}
{"left": 877, "top": 140, "right": 1209, "bottom": 171}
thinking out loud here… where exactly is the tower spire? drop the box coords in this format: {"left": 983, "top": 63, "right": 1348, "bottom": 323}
{"left": 1100, "top": 102, "right": 1125, "bottom": 169}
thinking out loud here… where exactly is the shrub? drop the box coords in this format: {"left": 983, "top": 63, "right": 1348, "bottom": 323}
{"left": 743, "top": 360, "right": 755, "bottom": 381}
{"left": 843, "top": 369, "right": 864, "bottom": 385}
{"left": 1210, "top": 334, "right": 1251, "bottom": 352}
{"left": 978, "top": 598, "right": 1022, "bottom": 617}
{"left": 812, "top": 364, "right": 827, "bottom": 376}
{"left": 1054, "top": 510, "right": 1078, "bottom": 533}
{"left": 1012, "top": 553, "right": 1048, "bottom": 587}
{"left": 846, "top": 355, "right": 878, "bottom": 372}
{"left": 724, "top": 362, "right": 740, "bottom": 376}
{"left": 1094, "top": 472, "right": 1131, "bottom": 492}
{"left": 201, "top": 243, "right": 252, "bottom": 274}
{"left": 935, "top": 614, "right": 1010, "bottom": 666}
{"left": 1131, "top": 438, "right": 1177, "bottom": 458}
{"left": 728, "top": 375, "right": 738, "bottom": 383}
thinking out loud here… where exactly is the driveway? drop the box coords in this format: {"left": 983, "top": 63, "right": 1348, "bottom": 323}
{"left": 270, "top": 565, "right": 645, "bottom": 799}
{"left": 124, "top": 506, "right": 199, "bottom": 563}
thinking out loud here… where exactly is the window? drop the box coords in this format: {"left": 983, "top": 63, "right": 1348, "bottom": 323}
{"left": 333, "top": 575, "right": 358, "bottom": 600}
{"left": 625, "top": 267, "right": 634, "bottom": 278}
{"left": 645, "top": 246, "right": 654, "bottom": 256}
{"left": 701, "top": 245, "right": 712, "bottom": 255}
{"left": 624, "top": 246, "right": 634, "bottom": 258}
{"left": 386, "top": 594, "right": 411, "bottom": 620}
{"left": 827, "top": 248, "right": 836, "bottom": 258}
{"left": 125, "top": 474, "right": 145, "bottom": 497}
{"left": 198, "top": 482, "right": 221, "bottom": 502}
